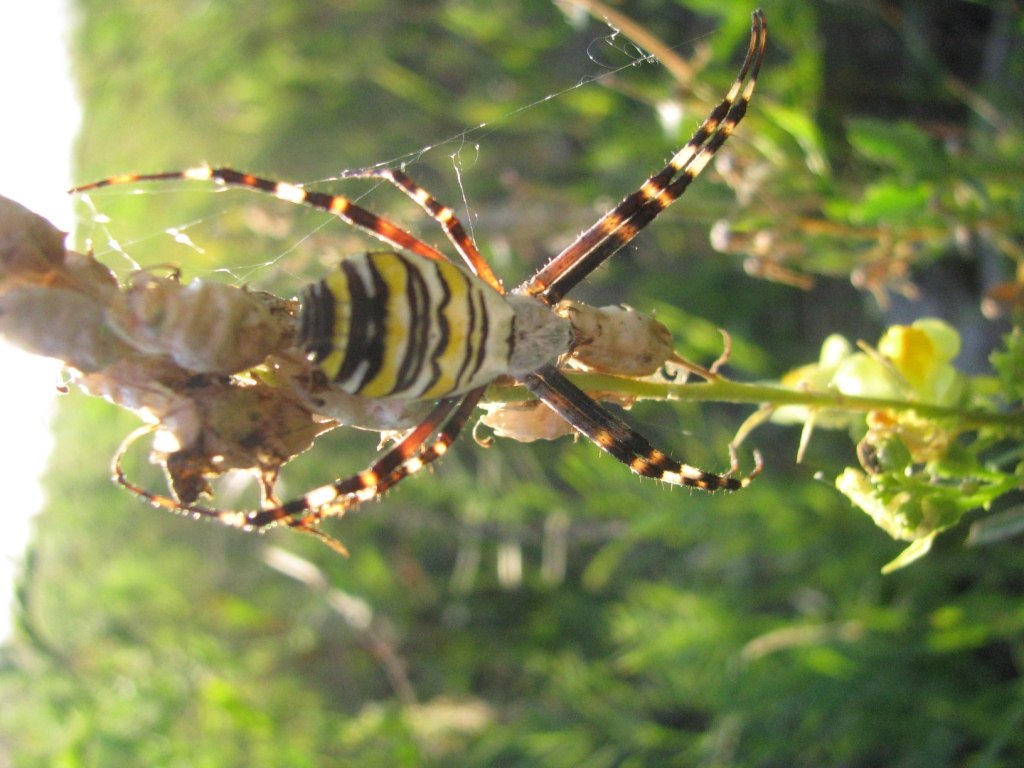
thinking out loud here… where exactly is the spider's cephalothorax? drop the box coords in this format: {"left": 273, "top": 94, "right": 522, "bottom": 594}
{"left": 72, "top": 10, "right": 767, "bottom": 553}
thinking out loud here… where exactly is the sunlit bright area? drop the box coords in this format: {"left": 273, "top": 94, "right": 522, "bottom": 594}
{"left": 0, "top": 0, "right": 80, "bottom": 640}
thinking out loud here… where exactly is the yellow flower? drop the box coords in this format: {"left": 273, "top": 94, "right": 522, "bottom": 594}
{"left": 877, "top": 318, "right": 964, "bottom": 405}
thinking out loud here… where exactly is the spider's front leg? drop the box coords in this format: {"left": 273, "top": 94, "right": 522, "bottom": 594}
{"left": 502, "top": 10, "right": 767, "bottom": 491}
{"left": 519, "top": 9, "right": 766, "bottom": 305}
{"left": 522, "top": 364, "right": 761, "bottom": 491}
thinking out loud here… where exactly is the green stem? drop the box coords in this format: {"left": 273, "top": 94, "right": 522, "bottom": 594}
{"left": 485, "top": 373, "right": 1024, "bottom": 432}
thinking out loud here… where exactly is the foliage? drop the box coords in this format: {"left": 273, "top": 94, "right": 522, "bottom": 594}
{"left": 770, "top": 319, "right": 1024, "bottom": 571}
{"left": 4, "top": 1, "right": 1024, "bottom": 766}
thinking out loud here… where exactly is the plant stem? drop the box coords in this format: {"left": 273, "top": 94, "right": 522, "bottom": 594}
{"left": 485, "top": 373, "right": 1024, "bottom": 431}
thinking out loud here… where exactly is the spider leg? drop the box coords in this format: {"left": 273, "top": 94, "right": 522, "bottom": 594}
{"left": 519, "top": 9, "right": 766, "bottom": 305}
{"left": 291, "top": 385, "right": 487, "bottom": 518}
{"left": 256, "top": 388, "right": 484, "bottom": 529}
{"left": 71, "top": 167, "right": 455, "bottom": 266}
{"left": 532, "top": 113, "right": 759, "bottom": 303}
{"left": 521, "top": 363, "right": 761, "bottom": 490}
{"left": 344, "top": 167, "right": 504, "bottom": 293}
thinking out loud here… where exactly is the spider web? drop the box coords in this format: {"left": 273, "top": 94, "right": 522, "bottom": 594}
{"left": 70, "top": 17, "right": 716, "bottom": 300}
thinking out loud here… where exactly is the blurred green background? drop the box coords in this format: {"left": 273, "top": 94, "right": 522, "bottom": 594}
{"left": 4, "top": 0, "right": 1024, "bottom": 765}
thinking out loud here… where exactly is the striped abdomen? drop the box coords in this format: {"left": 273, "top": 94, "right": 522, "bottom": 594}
{"left": 299, "top": 251, "right": 516, "bottom": 399}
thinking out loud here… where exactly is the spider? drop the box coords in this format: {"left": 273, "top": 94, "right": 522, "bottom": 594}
{"left": 72, "top": 10, "right": 766, "bottom": 554}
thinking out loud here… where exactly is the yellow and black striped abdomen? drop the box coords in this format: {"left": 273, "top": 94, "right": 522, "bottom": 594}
{"left": 299, "top": 252, "right": 516, "bottom": 399}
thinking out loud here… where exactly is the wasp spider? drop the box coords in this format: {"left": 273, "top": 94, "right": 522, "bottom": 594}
{"left": 73, "top": 10, "right": 766, "bottom": 552}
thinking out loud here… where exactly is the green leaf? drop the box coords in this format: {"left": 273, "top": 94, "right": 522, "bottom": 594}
{"left": 847, "top": 119, "right": 944, "bottom": 174}
{"left": 848, "top": 181, "right": 934, "bottom": 224}
{"left": 881, "top": 534, "right": 935, "bottom": 573}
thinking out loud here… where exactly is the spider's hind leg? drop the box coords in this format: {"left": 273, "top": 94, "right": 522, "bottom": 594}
{"left": 263, "top": 388, "right": 486, "bottom": 533}
{"left": 111, "top": 391, "right": 485, "bottom": 555}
